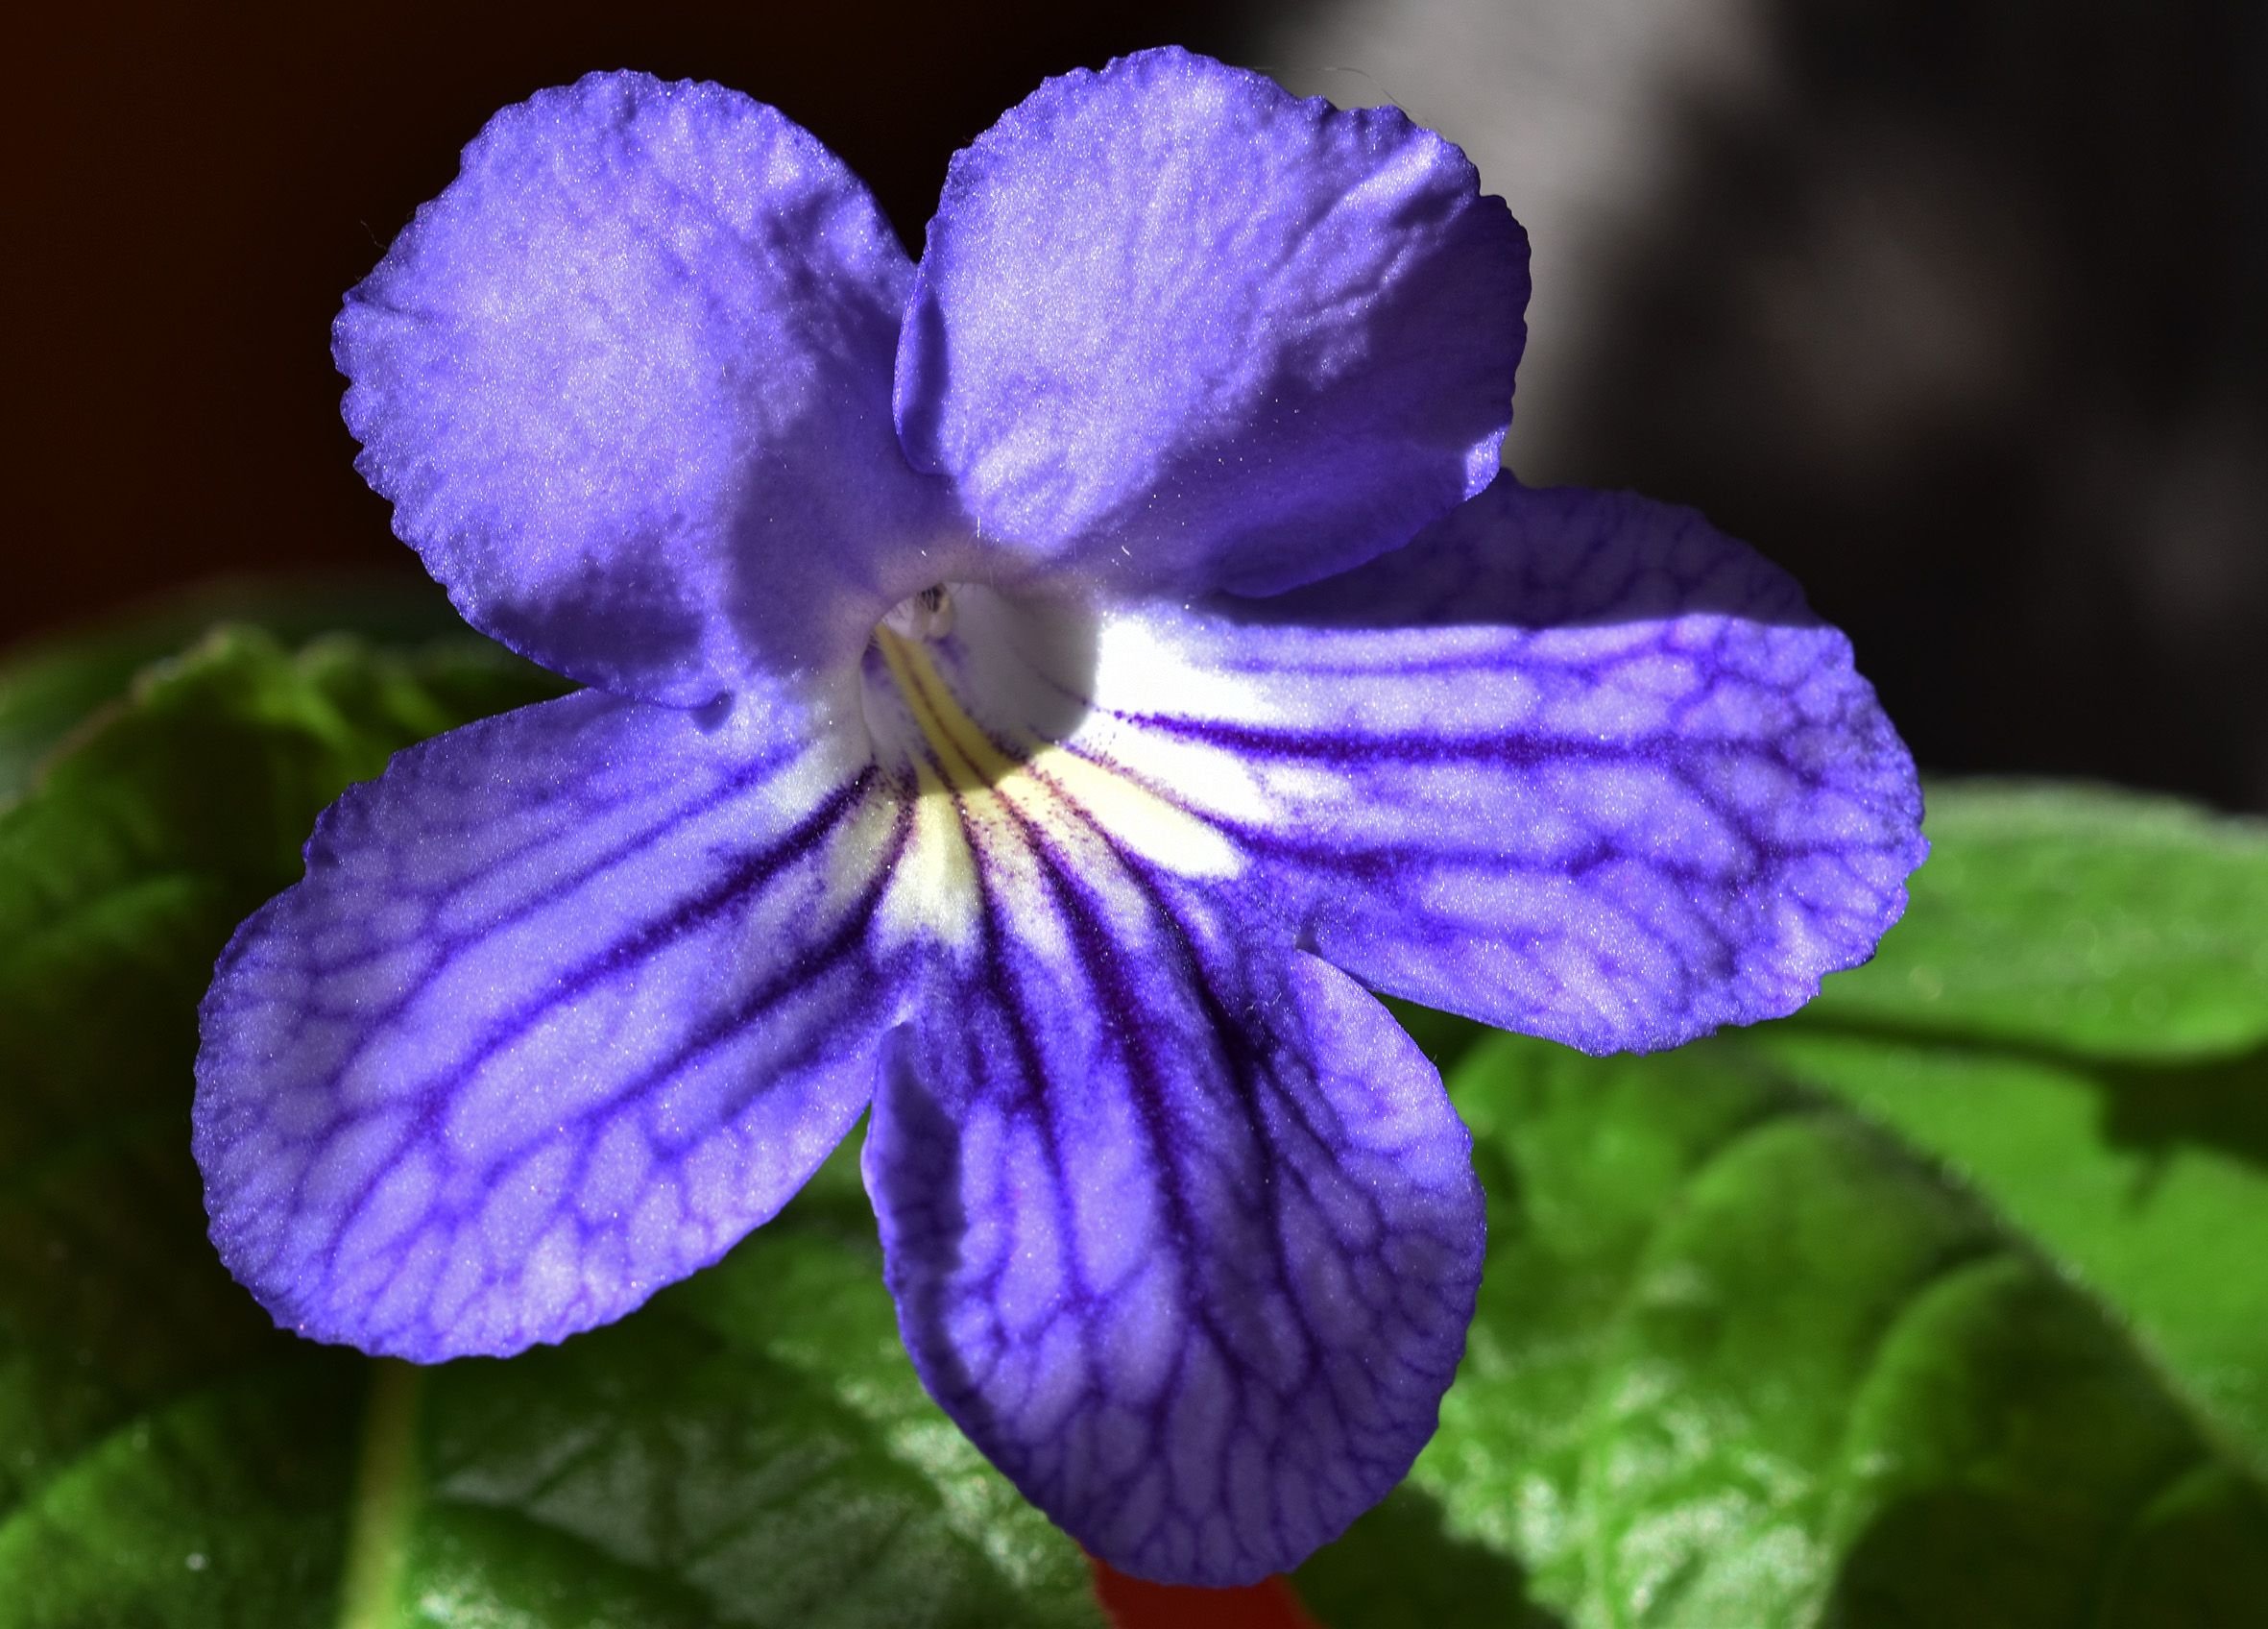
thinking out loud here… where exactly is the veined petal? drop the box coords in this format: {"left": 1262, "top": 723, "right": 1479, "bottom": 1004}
{"left": 896, "top": 46, "right": 1527, "bottom": 600}
{"left": 337, "top": 71, "right": 953, "bottom": 704}
{"left": 862, "top": 862, "right": 1483, "bottom": 1586}
{"left": 1067, "top": 477, "right": 1927, "bottom": 1055}
{"left": 194, "top": 688, "right": 907, "bottom": 1359}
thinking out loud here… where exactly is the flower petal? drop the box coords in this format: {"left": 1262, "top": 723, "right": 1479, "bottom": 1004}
{"left": 862, "top": 880, "right": 1483, "bottom": 1587}
{"left": 194, "top": 689, "right": 907, "bottom": 1358}
{"left": 896, "top": 46, "right": 1527, "bottom": 600}
{"left": 337, "top": 71, "right": 950, "bottom": 704}
{"left": 1067, "top": 477, "right": 1927, "bottom": 1054}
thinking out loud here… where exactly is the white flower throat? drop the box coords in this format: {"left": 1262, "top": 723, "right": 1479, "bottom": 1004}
{"left": 845, "top": 582, "right": 1242, "bottom": 959}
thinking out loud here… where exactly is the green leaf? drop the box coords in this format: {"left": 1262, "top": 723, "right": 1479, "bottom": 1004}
{"left": 1302, "top": 782, "right": 2268, "bottom": 1627}
{"left": 0, "top": 625, "right": 1099, "bottom": 1628}
{"left": 0, "top": 573, "right": 475, "bottom": 804}
{"left": 1301, "top": 1034, "right": 2268, "bottom": 1628}
{"left": 1757, "top": 783, "right": 2268, "bottom": 1476}
{"left": 1801, "top": 782, "right": 2268, "bottom": 1058}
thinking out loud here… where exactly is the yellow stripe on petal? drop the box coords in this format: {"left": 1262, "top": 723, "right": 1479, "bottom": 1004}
{"left": 870, "top": 625, "right": 1242, "bottom": 957}
{"left": 873, "top": 755, "right": 983, "bottom": 952}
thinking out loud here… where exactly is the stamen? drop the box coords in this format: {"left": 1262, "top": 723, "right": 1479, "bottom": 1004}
{"left": 881, "top": 583, "right": 955, "bottom": 641}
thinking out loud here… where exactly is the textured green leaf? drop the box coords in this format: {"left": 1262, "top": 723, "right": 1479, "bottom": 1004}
{"left": 1801, "top": 783, "right": 2268, "bottom": 1058}
{"left": 0, "top": 625, "right": 1099, "bottom": 1628}
{"left": 1304, "top": 782, "right": 2268, "bottom": 1626}
{"left": 1299, "top": 1033, "right": 2268, "bottom": 1628}
{"left": 1756, "top": 783, "right": 2268, "bottom": 1477}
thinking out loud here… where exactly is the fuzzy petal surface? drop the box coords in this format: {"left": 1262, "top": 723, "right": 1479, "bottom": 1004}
{"left": 194, "top": 688, "right": 908, "bottom": 1358}
{"left": 863, "top": 875, "right": 1482, "bottom": 1587}
{"left": 896, "top": 46, "right": 1527, "bottom": 600}
{"left": 336, "top": 71, "right": 951, "bottom": 704}
{"left": 1056, "top": 477, "right": 1927, "bottom": 1054}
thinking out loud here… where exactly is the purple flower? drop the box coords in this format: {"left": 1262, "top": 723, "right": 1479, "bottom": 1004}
{"left": 192, "top": 50, "right": 1922, "bottom": 1586}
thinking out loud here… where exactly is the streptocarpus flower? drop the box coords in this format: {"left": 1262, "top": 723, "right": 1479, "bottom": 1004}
{"left": 192, "top": 49, "right": 1924, "bottom": 1586}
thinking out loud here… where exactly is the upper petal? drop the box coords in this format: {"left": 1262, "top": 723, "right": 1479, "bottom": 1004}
{"left": 194, "top": 687, "right": 909, "bottom": 1358}
{"left": 337, "top": 72, "right": 951, "bottom": 704}
{"left": 1060, "top": 476, "right": 1927, "bottom": 1054}
{"left": 862, "top": 854, "right": 1482, "bottom": 1584}
{"left": 895, "top": 47, "right": 1527, "bottom": 599}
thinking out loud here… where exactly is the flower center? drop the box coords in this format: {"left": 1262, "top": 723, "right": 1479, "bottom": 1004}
{"left": 859, "top": 583, "right": 1089, "bottom": 788}
{"left": 849, "top": 583, "right": 1240, "bottom": 955}
{"left": 879, "top": 583, "right": 955, "bottom": 642}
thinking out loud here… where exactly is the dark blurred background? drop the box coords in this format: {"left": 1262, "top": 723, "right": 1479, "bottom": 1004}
{"left": 11, "top": 1, "right": 2265, "bottom": 807}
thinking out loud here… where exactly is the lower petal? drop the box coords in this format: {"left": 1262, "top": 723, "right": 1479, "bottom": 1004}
{"left": 863, "top": 880, "right": 1483, "bottom": 1587}
{"left": 194, "top": 688, "right": 906, "bottom": 1359}
{"left": 1071, "top": 476, "right": 1927, "bottom": 1054}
